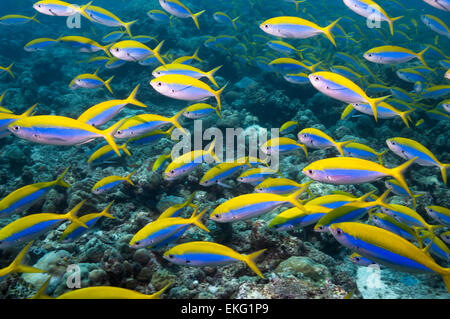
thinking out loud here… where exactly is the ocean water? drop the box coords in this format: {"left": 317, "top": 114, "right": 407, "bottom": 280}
{"left": 0, "top": 0, "right": 449, "bottom": 300}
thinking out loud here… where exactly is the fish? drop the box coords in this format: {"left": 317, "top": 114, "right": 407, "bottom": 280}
{"left": 421, "top": 14, "right": 450, "bottom": 39}
{"left": 267, "top": 41, "right": 304, "bottom": 57}
{"left": 396, "top": 68, "right": 427, "bottom": 84}
{"left": 0, "top": 14, "right": 40, "bottom": 25}
{"left": 152, "top": 64, "right": 222, "bottom": 88}
{"left": 0, "top": 63, "right": 14, "bottom": 79}
{"left": 8, "top": 116, "right": 124, "bottom": 157}
{"left": 150, "top": 74, "right": 227, "bottom": 111}
{"left": 88, "top": 143, "right": 131, "bottom": 165}
{"left": 183, "top": 103, "right": 221, "bottom": 119}
{"left": 92, "top": 171, "right": 135, "bottom": 194}
{"left": 59, "top": 201, "right": 115, "bottom": 241}
{"left": 269, "top": 58, "right": 320, "bottom": 74}
{"left": 298, "top": 128, "right": 352, "bottom": 156}
{"left": 314, "top": 188, "right": 392, "bottom": 232}
{"left": 200, "top": 160, "right": 251, "bottom": 188}
{"left": 386, "top": 137, "right": 450, "bottom": 185}
{"left": 78, "top": 4, "right": 137, "bottom": 37}
{"left": 0, "top": 104, "right": 36, "bottom": 134}
{"left": 0, "top": 166, "right": 71, "bottom": 217}
{"left": 420, "top": 85, "right": 450, "bottom": 100}
{"left": 147, "top": 9, "right": 173, "bottom": 26}
{"left": 210, "top": 187, "right": 307, "bottom": 223}
{"left": 349, "top": 252, "right": 377, "bottom": 267}
{"left": 384, "top": 179, "right": 425, "bottom": 210}
{"left": 159, "top": 0, "right": 205, "bottom": 29}
{"left": 77, "top": 84, "right": 147, "bottom": 127}
{"left": 109, "top": 40, "right": 166, "bottom": 65}
{"left": 33, "top": 277, "right": 171, "bottom": 299}
{"left": 342, "top": 0, "right": 403, "bottom": 35}
{"left": 114, "top": 109, "right": 186, "bottom": 139}
{"left": 380, "top": 203, "right": 442, "bottom": 235}
{"left": 442, "top": 231, "right": 450, "bottom": 245}
{"left": 152, "top": 153, "right": 171, "bottom": 173}
{"left": 164, "top": 139, "right": 220, "bottom": 180}
{"left": 24, "top": 38, "right": 58, "bottom": 52}
{"left": 280, "top": 120, "right": 298, "bottom": 135}
{"left": 213, "top": 12, "right": 240, "bottom": 30}
{"left": 172, "top": 48, "right": 203, "bottom": 64}
{"left": 0, "top": 241, "right": 45, "bottom": 280}
{"left": 255, "top": 178, "right": 312, "bottom": 195}
{"left": 268, "top": 205, "right": 331, "bottom": 232}
{"left": 363, "top": 46, "right": 428, "bottom": 67}
{"left": 69, "top": 68, "right": 114, "bottom": 94}
{"left": 425, "top": 206, "right": 450, "bottom": 227}
{"left": 260, "top": 17, "right": 341, "bottom": 47}
{"left": 341, "top": 142, "right": 388, "bottom": 164}
{"left": 329, "top": 222, "right": 450, "bottom": 293}
{"left": 308, "top": 71, "right": 390, "bottom": 121}
{"left": 33, "top": 0, "right": 85, "bottom": 16}
{"left": 158, "top": 192, "right": 198, "bottom": 219}
{"left": 58, "top": 36, "right": 111, "bottom": 56}
{"left": 370, "top": 211, "right": 418, "bottom": 242}
{"left": 102, "top": 30, "right": 126, "bottom": 44}
{"left": 236, "top": 167, "right": 280, "bottom": 186}
{"left": 422, "top": 0, "right": 450, "bottom": 12}
{"left": 129, "top": 207, "right": 209, "bottom": 249}
{"left": 163, "top": 241, "right": 266, "bottom": 278}
{"left": 0, "top": 201, "right": 88, "bottom": 248}
{"left": 302, "top": 156, "right": 417, "bottom": 197}
{"left": 260, "top": 137, "right": 308, "bottom": 157}
{"left": 127, "top": 127, "right": 174, "bottom": 147}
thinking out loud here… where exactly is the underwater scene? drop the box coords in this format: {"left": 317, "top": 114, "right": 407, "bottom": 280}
{"left": 0, "top": 0, "right": 449, "bottom": 300}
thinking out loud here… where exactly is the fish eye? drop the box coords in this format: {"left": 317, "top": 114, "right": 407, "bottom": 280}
{"left": 314, "top": 76, "right": 320, "bottom": 81}
{"left": 308, "top": 169, "right": 313, "bottom": 175}
{"left": 185, "top": 260, "right": 191, "bottom": 264}
{"left": 157, "top": 82, "right": 162, "bottom": 87}
{"left": 170, "top": 170, "right": 174, "bottom": 174}
{"left": 204, "top": 181, "right": 209, "bottom": 184}
{"left": 116, "top": 130, "right": 122, "bottom": 135}
{"left": 355, "top": 257, "right": 360, "bottom": 261}
{"left": 258, "top": 188, "right": 263, "bottom": 191}
{"left": 12, "top": 126, "right": 20, "bottom": 131}
{"left": 368, "top": 53, "right": 372, "bottom": 57}
{"left": 115, "top": 48, "right": 119, "bottom": 52}
{"left": 264, "top": 24, "right": 269, "bottom": 28}
{"left": 215, "top": 214, "right": 221, "bottom": 219}
{"left": 135, "top": 241, "right": 140, "bottom": 246}
{"left": 335, "top": 228, "right": 343, "bottom": 236}
{"left": 391, "top": 141, "right": 396, "bottom": 145}
{"left": 168, "top": 254, "right": 174, "bottom": 259}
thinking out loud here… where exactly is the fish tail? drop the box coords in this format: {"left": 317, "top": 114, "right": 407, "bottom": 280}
{"left": 417, "top": 47, "right": 429, "bottom": 67}
{"left": 411, "top": 193, "right": 425, "bottom": 210}
{"left": 103, "top": 75, "right": 114, "bottom": 94}
{"left": 213, "top": 105, "right": 222, "bottom": 118}
{"left": 205, "top": 138, "right": 221, "bottom": 163}
{"left": 21, "top": 103, "right": 38, "bottom": 117}
{"left": 169, "top": 108, "right": 187, "bottom": 135}
{"left": 123, "top": 20, "right": 138, "bottom": 38}
{"left": 11, "top": 241, "right": 45, "bottom": 274}
{"left": 148, "top": 281, "right": 173, "bottom": 299}
{"left": 232, "top": 16, "right": 240, "bottom": 30}
{"left": 55, "top": 166, "right": 72, "bottom": 188}
{"left": 125, "top": 171, "right": 136, "bottom": 186}
{"left": 191, "top": 208, "right": 210, "bottom": 232}
{"left": 214, "top": 82, "right": 228, "bottom": 111}
{"left": 168, "top": 15, "right": 174, "bottom": 28}
{"left": 294, "top": 0, "right": 305, "bottom": 12}
{"left": 373, "top": 187, "right": 392, "bottom": 209}
{"left": 184, "top": 192, "right": 196, "bottom": 207}
{"left": 206, "top": 65, "right": 222, "bottom": 88}
{"left": 399, "top": 108, "right": 415, "bottom": 128}
{"left": 191, "top": 48, "right": 203, "bottom": 62}
{"left": 120, "top": 143, "right": 132, "bottom": 156}
{"left": 341, "top": 104, "right": 355, "bottom": 120}
{"left": 334, "top": 140, "right": 354, "bottom": 157}
{"left": 65, "top": 200, "right": 88, "bottom": 229}
{"left": 243, "top": 249, "right": 267, "bottom": 279}
{"left": 439, "top": 163, "right": 450, "bottom": 185}
{"left": 5, "top": 63, "right": 14, "bottom": 79}
{"left": 299, "top": 143, "right": 308, "bottom": 158}
{"left": 102, "top": 43, "right": 113, "bottom": 58}
{"left": 191, "top": 10, "right": 205, "bottom": 30}
{"left": 309, "top": 62, "right": 322, "bottom": 72}
{"left": 387, "top": 16, "right": 403, "bottom": 35}
{"left": 389, "top": 157, "right": 418, "bottom": 198}
{"left": 322, "top": 18, "right": 341, "bottom": 47}
{"left": 31, "top": 13, "right": 41, "bottom": 24}
{"left": 152, "top": 40, "right": 166, "bottom": 65}
{"left": 101, "top": 119, "right": 125, "bottom": 157}
{"left": 287, "top": 187, "right": 307, "bottom": 212}
{"left": 30, "top": 276, "right": 53, "bottom": 299}
{"left": 125, "top": 84, "right": 147, "bottom": 107}
{"left": 376, "top": 150, "right": 389, "bottom": 165}
{"left": 357, "top": 190, "right": 377, "bottom": 201}
{"left": 368, "top": 95, "right": 391, "bottom": 122}
{"left": 78, "top": 1, "right": 93, "bottom": 20}
{"left": 100, "top": 200, "right": 115, "bottom": 219}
